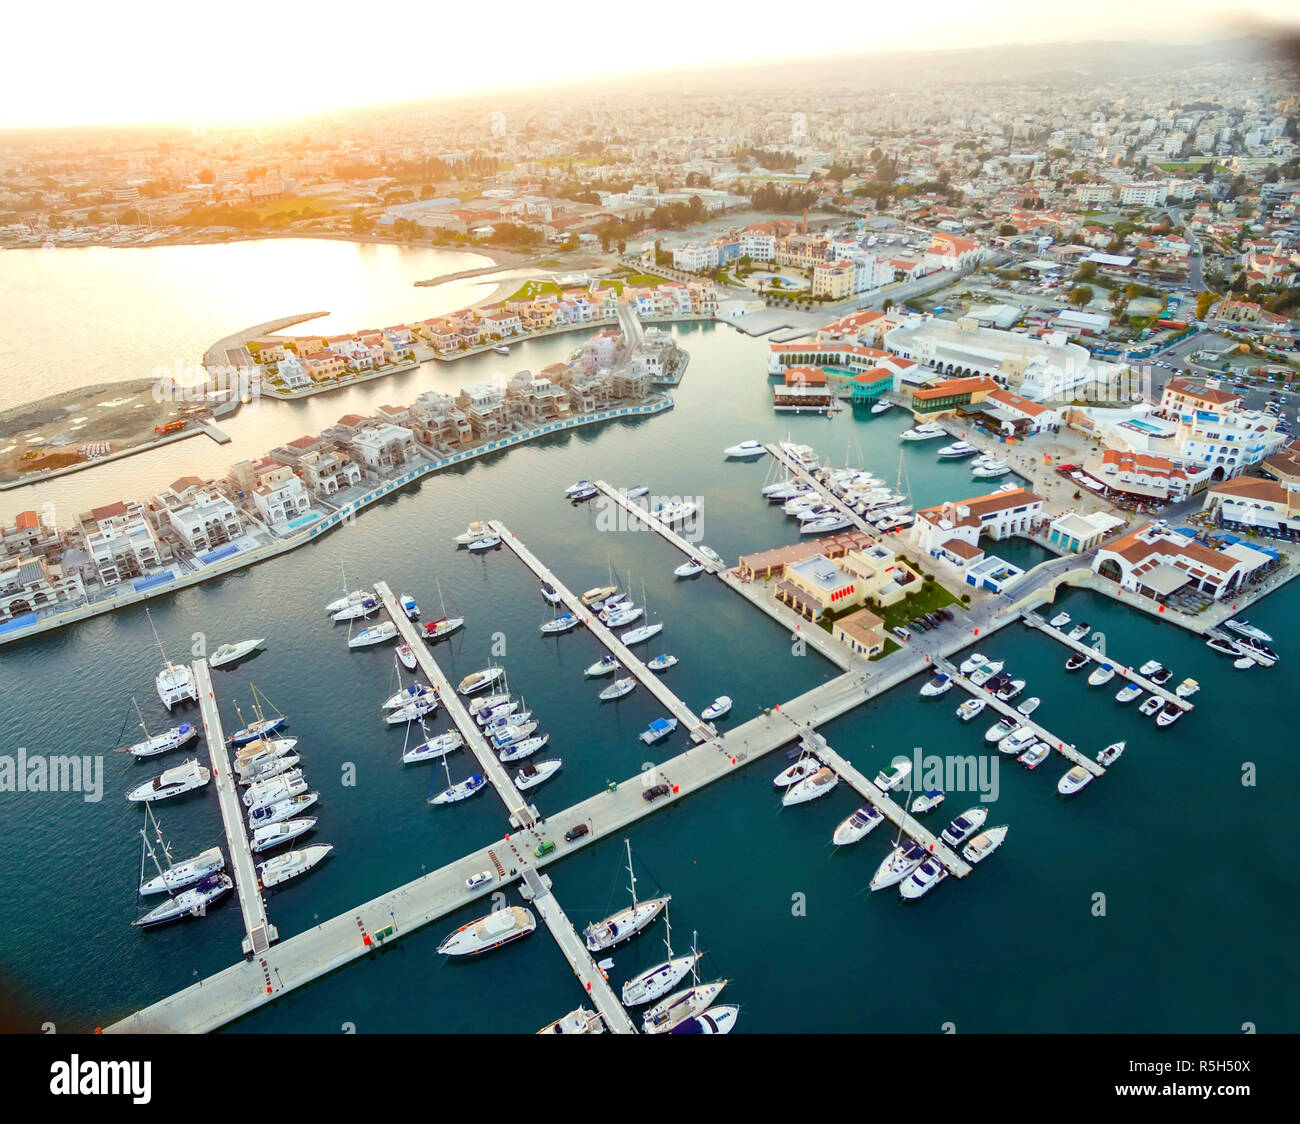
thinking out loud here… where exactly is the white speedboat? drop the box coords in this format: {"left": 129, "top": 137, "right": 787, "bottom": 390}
{"left": 874, "top": 758, "right": 912, "bottom": 792}
{"left": 599, "top": 677, "right": 636, "bottom": 701}
{"left": 492, "top": 343, "right": 510, "bottom": 356}
{"left": 1065, "top": 652, "right": 1091, "bottom": 672}
{"left": 649, "top": 500, "right": 698, "bottom": 525}
{"left": 248, "top": 791, "right": 319, "bottom": 827}
{"left": 958, "top": 652, "right": 988, "bottom": 675}
{"left": 674, "top": 560, "right": 705, "bottom": 578}
{"left": 1224, "top": 618, "right": 1272, "bottom": 644}
{"left": 127, "top": 758, "right": 210, "bottom": 803}
{"left": 962, "top": 825, "right": 1008, "bottom": 864}
{"left": 564, "top": 479, "right": 594, "bottom": 497}
{"left": 773, "top": 757, "right": 820, "bottom": 787}
{"left": 647, "top": 653, "right": 678, "bottom": 672}
{"left": 1156, "top": 702, "right": 1184, "bottom": 727}
{"left": 639, "top": 717, "right": 677, "bottom": 744}
{"left": 1206, "top": 635, "right": 1246, "bottom": 656}
{"left": 1016, "top": 696, "right": 1041, "bottom": 717}
{"left": 1057, "top": 765, "right": 1093, "bottom": 796}
{"left": 1086, "top": 663, "right": 1116, "bottom": 686}
{"left": 956, "top": 697, "right": 987, "bottom": 722}
{"left": 940, "top": 807, "right": 987, "bottom": 847}
{"left": 467, "top": 535, "right": 502, "bottom": 552}
{"left": 396, "top": 643, "right": 418, "bottom": 671}
{"left": 1097, "top": 740, "right": 1126, "bottom": 766}
{"left": 698, "top": 546, "right": 724, "bottom": 567}
{"left": 497, "top": 734, "right": 549, "bottom": 763}
{"left": 723, "top": 440, "right": 766, "bottom": 459}
{"left": 911, "top": 788, "right": 945, "bottom": 814}
{"left": 996, "top": 678, "right": 1026, "bottom": 702}
{"left": 937, "top": 441, "right": 978, "bottom": 459}
{"left": 777, "top": 440, "right": 820, "bottom": 468}
{"left": 622, "top": 622, "right": 663, "bottom": 646}
{"left": 1018, "top": 741, "right": 1051, "bottom": 769}
{"left": 585, "top": 655, "right": 620, "bottom": 678}
{"left": 971, "top": 460, "right": 1010, "bottom": 478}
{"left": 539, "top": 581, "right": 562, "bottom": 605}
{"left": 920, "top": 673, "right": 953, "bottom": 698}
{"left": 782, "top": 766, "right": 838, "bottom": 806}
{"left": 250, "top": 817, "right": 316, "bottom": 853}
{"left": 429, "top": 773, "right": 487, "bottom": 804}
{"left": 900, "top": 423, "right": 946, "bottom": 441}
{"left": 243, "top": 769, "right": 307, "bottom": 812}
{"left": 139, "top": 846, "right": 225, "bottom": 896}
{"left": 833, "top": 804, "right": 883, "bottom": 846}
{"left": 489, "top": 720, "right": 538, "bottom": 747}
{"left": 667, "top": 1004, "right": 738, "bottom": 1035}
{"left": 515, "top": 759, "right": 561, "bottom": 790}
{"left": 383, "top": 682, "right": 436, "bottom": 710}
{"left": 870, "top": 399, "right": 893, "bottom": 415}
{"left": 1174, "top": 677, "right": 1200, "bottom": 699}
{"left": 1115, "top": 683, "right": 1142, "bottom": 704}
{"left": 1000, "top": 727, "right": 1037, "bottom": 755}
{"left": 537, "top": 1008, "right": 604, "bottom": 1034}
{"left": 420, "top": 615, "right": 465, "bottom": 642}
{"left": 348, "top": 621, "right": 398, "bottom": 649}
{"left": 800, "top": 514, "right": 853, "bottom": 534}
{"left": 453, "top": 522, "right": 489, "bottom": 546}
{"left": 984, "top": 717, "right": 1017, "bottom": 744}
{"left": 210, "top": 638, "right": 264, "bottom": 668}
{"left": 121, "top": 720, "right": 200, "bottom": 759}
{"left": 132, "top": 873, "right": 233, "bottom": 929}
{"left": 642, "top": 980, "right": 728, "bottom": 1035}
{"left": 477, "top": 698, "right": 523, "bottom": 724}
{"left": 701, "top": 696, "right": 732, "bottom": 721}
{"left": 1068, "top": 622, "right": 1091, "bottom": 641}
{"left": 899, "top": 858, "right": 948, "bottom": 901}
{"left": 968, "top": 660, "right": 1005, "bottom": 686}
{"left": 870, "top": 840, "right": 930, "bottom": 891}
{"left": 155, "top": 661, "right": 198, "bottom": 711}
{"left": 458, "top": 666, "right": 505, "bottom": 694}
{"left": 1138, "top": 660, "right": 1163, "bottom": 677}
{"left": 402, "top": 732, "right": 464, "bottom": 764}
{"left": 540, "top": 612, "right": 580, "bottom": 634}
{"left": 399, "top": 594, "right": 420, "bottom": 619}
{"left": 1049, "top": 612, "right": 1071, "bottom": 628}
{"left": 258, "top": 844, "right": 333, "bottom": 888}
{"left": 438, "top": 906, "right": 536, "bottom": 955}
{"left": 1139, "top": 695, "right": 1163, "bottom": 716}
{"left": 325, "top": 589, "right": 372, "bottom": 613}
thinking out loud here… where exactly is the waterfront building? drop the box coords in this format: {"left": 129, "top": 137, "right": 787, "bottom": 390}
{"left": 909, "top": 375, "right": 1001, "bottom": 418}
{"left": 831, "top": 606, "right": 887, "bottom": 657}
{"left": 911, "top": 488, "right": 1045, "bottom": 559}
{"left": 79, "top": 500, "right": 166, "bottom": 586}
{"left": 250, "top": 465, "right": 312, "bottom": 530}
{"left": 1201, "top": 476, "right": 1300, "bottom": 534}
{"left": 1080, "top": 450, "right": 1202, "bottom": 503}
{"left": 922, "top": 234, "right": 985, "bottom": 272}
{"left": 776, "top": 554, "right": 863, "bottom": 620}
{"left": 1261, "top": 440, "right": 1300, "bottom": 485}
{"left": 409, "top": 391, "right": 474, "bottom": 448}
{"left": 1093, "top": 522, "right": 1274, "bottom": 603}
{"left": 773, "top": 366, "right": 834, "bottom": 411}
{"left": 154, "top": 483, "right": 244, "bottom": 554}
{"left": 811, "top": 259, "right": 855, "bottom": 300}
{"left": 0, "top": 554, "right": 85, "bottom": 624}
{"left": 983, "top": 388, "right": 1060, "bottom": 435}
{"left": 304, "top": 351, "right": 347, "bottom": 382}
{"left": 457, "top": 382, "right": 510, "bottom": 437}
{"left": 346, "top": 424, "right": 418, "bottom": 478}
{"left": 1159, "top": 377, "right": 1243, "bottom": 416}
{"left": 274, "top": 353, "right": 312, "bottom": 391}
{"left": 1045, "top": 510, "right": 1127, "bottom": 553}
{"left": 839, "top": 543, "right": 922, "bottom": 607}
{"left": 849, "top": 367, "right": 894, "bottom": 405}
{"left": 735, "top": 532, "right": 874, "bottom": 580}
{"left": 1, "top": 509, "right": 63, "bottom": 563}
{"left": 507, "top": 372, "right": 571, "bottom": 421}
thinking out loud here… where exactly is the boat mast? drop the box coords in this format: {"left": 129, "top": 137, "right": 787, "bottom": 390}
{"left": 133, "top": 696, "right": 151, "bottom": 741}
{"left": 625, "top": 838, "right": 638, "bottom": 909}
{"left": 145, "top": 607, "right": 173, "bottom": 671}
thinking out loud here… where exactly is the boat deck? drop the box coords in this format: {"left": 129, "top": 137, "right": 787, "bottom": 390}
{"left": 932, "top": 655, "right": 1106, "bottom": 778}
{"left": 590, "top": 480, "right": 724, "bottom": 574}
{"left": 193, "top": 659, "right": 278, "bottom": 957}
{"left": 1021, "top": 612, "right": 1195, "bottom": 710}
{"left": 488, "top": 520, "right": 708, "bottom": 739}
{"left": 520, "top": 868, "right": 635, "bottom": 1034}
{"left": 373, "top": 581, "right": 539, "bottom": 830}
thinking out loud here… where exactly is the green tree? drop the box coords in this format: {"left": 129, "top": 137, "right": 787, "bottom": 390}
{"left": 1069, "top": 285, "right": 1095, "bottom": 309}
{"left": 1195, "top": 290, "right": 1219, "bottom": 319}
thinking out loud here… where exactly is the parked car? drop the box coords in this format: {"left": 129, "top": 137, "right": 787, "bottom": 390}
{"left": 643, "top": 783, "right": 671, "bottom": 802}
{"left": 534, "top": 840, "right": 556, "bottom": 858}
{"left": 564, "top": 823, "right": 590, "bottom": 843}
{"left": 892, "top": 625, "right": 912, "bottom": 642}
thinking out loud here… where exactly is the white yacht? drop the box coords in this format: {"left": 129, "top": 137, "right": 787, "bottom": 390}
{"left": 899, "top": 858, "right": 948, "bottom": 901}
{"left": 698, "top": 546, "right": 724, "bottom": 567}
{"left": 325, "top": 588, "right": 372, "bottom": 613}
{"left": 642, "top": 979, "right": 728, "bottom": 1035}
{"left": 1156, "top": 702, "right": 1184, "bottom": 728}
{"left": 621, "top": 907, "right": 700, "bottom": 1007}
{"left": 139, "top": 846, "right": 225, "bottom": 896}
{"left": 492, "top": 343, "right": 510, "bottom": 356}
{"left": 126, "top": 758, "right": 210, "bottom": 803}
{"left": 259, "top": 844, "right": 332, "bottom": 888}
{"left": 540, "top": 612, "right": 580, "bottom": 634}
{"left": 869, "top": 399, "right": 893, "bottom": 415}
{"left": 968, "top": 659, "right": 1005, "bottom": 686}
{"left": 603, "top": 604, "right": 644, "bottom": 628}
{"left": 874, "top": 759, "right": 912, "bottom": 792}
{"left": 236, "top": 751, "right": 300, "bottom": 786}
{"left": 538, "top": 1008, "right": 605, "bottom": 1034}
{"left": 1138, "top": 695, "right": 1163, "bottom": 717}
{"left": 1068, "top": 622, "right": 1092, "bottom": 641}
{"left": 1018, "top": 741, "right": 1051, "bottom": 769}
{"left": 243, "top": 769, "right": 307, "bottom": 813}
{"left": 497, "top": 734, "right": 549, "bottom": 763}
{"left": 701, "top": 696, "right": 732, "bottom": 721}
{"left": 723, "top": 440, "right": 767, "bottom": 459}
{"left": 420, "top": 615, "right": 465, "bottom": 642}
{"left": 468, "top": 691, "right": 511, "bottom": 716}
{"left": 396, "top": 643, "right": 418, "bottom": 671}
{"left": 1115, "top": 683, "right": 1142, "bottom": 704}
{"left": 647, "top": 654, "right": 678, "bottom": 672}
{"left": 453, "top": 521, "right": 489, "bottom": 546}
{"left": 438, "top": 906, "right": 536, "bottom": 956}
{"left": 649, "top": 500, "right": 698, "bottom": 525}
{"left": 585, "top": 841, "right": 669, "bottom": 952}
{"left": 832, "top": 804, "right": 884, "bottom": 846}
{"left": 402, "top": 732, "right": 465, "bottom": 764}
{"left": 564, "top": 479, "right": 594, "bottom": 497}
{"left": 599, "top": 677, "right": 636, "bottom": 701}
{"left": 920, "top": 673, "right": 953, "bottom": 697}
{"left": 210, "top": 638, "right": 264, "bottom": 668}
{"left": 1097, "top": 740, "right": 1126, "bottom": 766}
{"left": 777, "top": 441, "right": 820, "bottom": 469}
{"left": 332, "top": 595, "right": 380, "bottom": 622}
{"left": 1224, "top": 619, "right": 1272, "bottom": 644}
{"left": 489, "top": 720, "right": 538, "bottom": 747}
{"left": 674, "top": 560, "right": 705, "bottom": 578}
{"left": 984, "top": 717, "right": 1018, "bottom": 744}
{"left": 383, "top": 682, "right": 436, "bottom": 710}
{"left": 773, "top": 757, "right": 820, "bottom": 787}
{"left": 585, "top": 655, "right": 620, "bottom": 678}
{"left": 782, "top": 765, "right": 838, "bottom": 806}
{"left": 622, "top": 622, "right": 664, "bottom": 646}
{"left": 1057, "top": 766, "right": 1093, "bottom": 797}
{"left": 250, "top": 818, "right": 316, "bottom": 853}
{"left": 1000, "top": 727, "right": 1037, "bottom": 755}
{"left": 870, "top": 840, "right": 930, "bottom": 891}
{"left": 800, "top": 513, "right": 853, "bottom": 534}
{"left": 155, "top": 661, "right": 198, "bottom": 711}
{"left": 1016, "top": 696, "right": 1041, "bottom": 717}
{"left": 1138, "top": 659, "right": 1163, "bottom": 677}
{"left": 956, "top": 697, "right": 987, "bottom": 722}
{"left": 348, "top": 621, "right": 398, "bottom": 649}
{"left": 248, "top": 792, "right": 319, "bottom": 827}
{"left": 458, "top": 666, "right": 505, "bottom": 694}
{"left": 121, "top": 719, "right": 200, "bottom": 759}
{"left": 429, "top": 772, "right": 487, "bottom": 804}
{"left": 1086, "top": 663, "right": 1116, "bottom": 686}
{"left": 961, "top": 825, "right": 1008, "bottom": 864}
{"left": 911, "top": 789, "right": 945, "bottom": 814}
{"left": 1175, "top": 677, "right": 1200, "bottom": 699}
{"left": 132, "top": 873, "right": 233, "bottom": 929}
{"left": 958, "top": 652, "right": 988, "bottom": 675}
{"left": 971, "top": 460, "right": 1010, "bottom": 478}
{"left": 514, "top": 759, "right": 561, "bottom": 790}
{"left": 1049, "top": 612, "right": 1072, "bottom": 628}
{"left": 385, "top": 697, "right": 437, "bottom": 725}
{"left": 900, "top": 423, "right": 946, "bottom": 441}
{"left": 937, "top": 441, "right": 978, "bottom": 459}
{"left": 940, "top": 807, "right": 987, "bottom": 848}
{"left": 580, "top": 583, "right": 618, "bottom": 606}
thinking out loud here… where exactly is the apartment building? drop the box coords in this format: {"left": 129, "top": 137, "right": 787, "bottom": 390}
{"left": 81, "top": 500, "right": 165, "bottom": 586}
{"left": 1093, "top": 522, "right": 1272, "bottom": 603}
{"left": 911, "top": 488, "right": 1045, "bottom": 557}
{"left": 251, "top": 465, "right": 312, "bottom": 529}
{"left": 347, "top": 423, "right": 418, "bottom": 477}
{"left": 0, "top": 554, "right": 85, "bottom": 623}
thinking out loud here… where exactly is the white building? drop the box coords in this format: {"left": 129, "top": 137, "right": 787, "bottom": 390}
{"left": 251, "top": 466, "right": 312, "bottom": 529}
{"left": 1119, "top": 182, "right": 1168, "bottom": 207}
{"left": 910, "top": 487, "right": 1045, "bottom": 560}
{"left": 161, "top": 489, "right": 244, "bottom": 553}
{"left": 82, "top": 500, "right": 164, "bottom": 586}
{"left": 347, "top": 423, "right": 418, "bottom": 477}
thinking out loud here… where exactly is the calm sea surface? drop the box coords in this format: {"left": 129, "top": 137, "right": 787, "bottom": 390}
{"left": 0, "top": 244, "right": 1295, "bottom": 1033}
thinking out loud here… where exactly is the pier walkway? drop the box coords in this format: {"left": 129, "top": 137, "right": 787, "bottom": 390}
{"left": 1022, "top": 612, "right": 1194, "bottom": 710}
{"left": 374, "top": 581, "right": 539, "bottom": 830}
{"left": 789, "top": 719, "right": 972, "bottom": 876}
{"left": 763, "top": 442, "right": 877, "bottom": 537}
{"left": 193, "top": 660, "right": 278, "bottom": 957}
{"left": 932, "top": 656, "right": 1106, "bottom": 778}
{"left": 590, "top": 480, "right": 723, "bottom": 574}
{"left": 489, "top": 520, "right": 708, "bottom": 739}
{"left": 520, "top": 868, "right": 636, "bottom": 1034}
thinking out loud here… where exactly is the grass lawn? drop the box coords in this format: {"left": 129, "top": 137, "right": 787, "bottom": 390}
{"left": 507, "top": 278, "right": 563, "bottom": 302}
{"left": 872, "top": 581, "right": 962, "bottom": 632}
{"left": 870, "top": 638, "right": 900, "bottom": 661}
{"left": 620, "top": 272, "right": 669, "bottom": 288}
{"left": 254, "top": 195, "right": 341, "bottom": 219}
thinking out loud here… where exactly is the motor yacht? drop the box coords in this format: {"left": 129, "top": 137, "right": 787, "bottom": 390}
{"left": 1016, "top": 696, "right": 1041, "bottom": 717}
{"left": 674, "top": 560, "right": 705, "bottom": 578}
{"left": 899, "top": 858, "right": 948, "bottom": 901}
{"left": 1049, "top": 612, "right": 1071, "bottom": 628}
{"left": 701, "top": 696, "right": 732, "bottom": 721}
{"left": 723, "top": 440, "right": 766, "bottom": 459}
{"left": 515, "top": 759, "right": 561, "bottom": 790}
{"left": 900, "top": 423, "right": 946, "bottom": 441}
{"left": 956, "top": 697, "right": 987, "bottom": 722}
{"left": 259, "top": 844, "right": 332, "bottom": 888}
{"left": 869, "top": 840, "right": 929, "bottom": 890}
{"left": 1097, "top": 740, "right": 1126, "bottom": 766}
{"left": 920, "top": 673, "right": 952, "bottom": 698}
{"left": 1156, "top": 702, "right": 1184, "bottom": 727}
{"left": 1068, "top": 622, "right": 1091, "bottom": 641}
{"left": 958, "top": 652, "right": 988, "bottom": 675}
{"left": 984, "top": 717, "right": 1018, "bottom": 744}
{"left": 396, "top": 643, "right": 418, "bottom": 671}
{"left": 438, "top": 906, "right": 536, "bottom": 956}
{"left": 911, "top": 788, "right": 945, "bottom": 814}
{"left": 458, "top": 666, "right": 505, "bottom": 694}
{"left": 126, "top": 758, "right": 210, "bottom": 803}
{"left": 132, "top": 873, "right": 233, "bottom": 929}
{"left": 874, "top": 758, "right": 912, "bottom": 792}
{"left": 1000, "top": 727, "right": 1037, "bottom": 756}
{"left": 937, "top": 441, "right": 978, "bottom": 459}
{"left": 248, "top": 792, "right": 319, "bottom": 827}
{"left": 639, "top": 717, "right": 677, "bottom": 744}
{"left": 250, "top": 818, "right": 316, "bottom": 854}
{"left": 1057, "top": 766, "right": 1093, "bottom": 796}
{"left": 139, "top": 847, "right": 225, "bottom": 896}
{"left": 781, "top": 766, "right": 838, "bottom": 806}
{"left": 1138, "top": 695, "right": 1163, "bottom": 717}
{"left": 832, "top": 805, "right": 884, "bottom": 846}
{"left": 210, "top": 638, "right": 264, "bottom": 668}
{"left": 1138, "top": 660, "right": 1163, "bottom": 677}
{"left": 970, "top": 460, "right": 1010, "bottom": 478}
{"left": 1224, "top": 618, "right": 1273, "bottom": 644}
{"left": 399, "top": 594, "right": 420, "bottom": 620}
{"left": 453, "top": 522, "right": 489, "bottom": 546}
{"left": 497, "top": 734, "right": 549, "bottom": 763}
{"left": 940, "top": 807, "right": 988, "bottom": 848}
{"left": 1018, "top": 741, "right": 1051, "bottom": 769}
{"left": 961, "top": 825, "right": 1008, "bottom": 864}
{"left": 996, "top": 678, "right": 1026, "bottom": 701}
{"left": 1174, "top": 677, "right": 1200, "bottom": 699}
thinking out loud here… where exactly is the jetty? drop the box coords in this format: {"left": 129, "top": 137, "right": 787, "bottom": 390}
{"left": 373, "top": 581, "right": 539, "bottom": 829}
{"left": 193, "top": 659, "right": 278, "bottom": 957}
{"left": 590, "top": 480, "right": 723, "bottom": 574}
{"left": 763, "top": 441, "right": 877, "bottom": 537}
{"left": 488, "top": 520, "right": 708, "bottom": 738}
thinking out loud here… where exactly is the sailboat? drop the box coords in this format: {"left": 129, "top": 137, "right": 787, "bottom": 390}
{"left": 428, "top": 751, "right": 486, "bottom": 805}
{"left": 620, "top": 904, "right": 701, "bottom": 1007}
{"left": 641, "top": 933, "right": 727, "bottom": 1034}
{"left": 117, "top": 697, "right": 200, "bottom": 759}
{"left": 622, "top": 579, "right": 663, "bottom": 646}
{"left": 325, "top": 559, "right": 370, "bottom": 614}
{"left": 137, "top": 806, "right": 225, "bottom": 895}
{"left": 869, "top": 768, "right": 928, "bottom": 891}
{"left": 584, "top": 839, "right": 670, "bottom": 952}
{"left": 132, "top": 815, "right": 232, "bottom": 930}
{"left": 419, "top": 579, "right": 464, "bottom": 642}
{"left": 147, "top": 608, "right": 196, "bottom": 710}
{"left": 228, "top": 684, "right": 287, "bottom": 745}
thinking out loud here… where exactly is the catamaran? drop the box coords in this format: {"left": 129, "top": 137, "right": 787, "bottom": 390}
{"left": 147, "top": 608, "right": 197, "bottom": 710}
{"left": 126, "top": 758, "right": 210, "bottom": 803}
{"left": 210, "top": 638, "right": 264, "bottom": 668}
{"left": 259, "top": 844, "right": 333, "bottom": 888}
{"left": 585, "top": 840, "right": 670, "bottom": 952}
{"left": 118, "top": 698, "right": 200, "bottom": 759}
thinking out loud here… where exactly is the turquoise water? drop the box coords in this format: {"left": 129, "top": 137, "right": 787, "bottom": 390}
{"left": 0, "top": 319, "right": 1296, "bottom": 1033}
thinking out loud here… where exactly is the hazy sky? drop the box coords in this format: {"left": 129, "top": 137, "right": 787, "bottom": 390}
{"left": 3, "top": 1, "right": 1296, "bottom": 130}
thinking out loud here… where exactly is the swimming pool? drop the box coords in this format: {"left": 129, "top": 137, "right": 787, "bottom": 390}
{"left": 287, "top": 513, "right": 321, "bottom": 530}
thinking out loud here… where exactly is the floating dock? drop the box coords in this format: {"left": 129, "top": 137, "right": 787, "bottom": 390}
{"left": 373, "top": 581, "right": 539, "bottom": 830}
{"left": 1022, "top": 612, "right": 1194, "bottom": 710}
{"left": 763, "top": 442, "right": 877, "bottom": 537}
{"left": 488, "top": 520, "right": 709, "bottom": 739}
{"left": 193, "top": 659, "right": 278, "bottom": 957}
{"left": 590, "top": 480, "right": 724, "bottom": 574}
